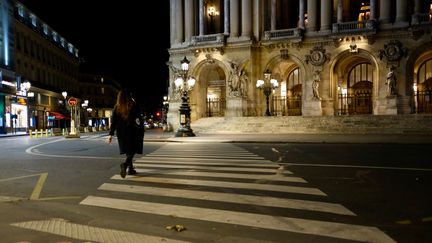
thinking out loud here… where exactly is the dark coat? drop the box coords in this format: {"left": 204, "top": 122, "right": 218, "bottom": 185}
{"left": 109, "top": 103, "right": 144, "bottom": 155}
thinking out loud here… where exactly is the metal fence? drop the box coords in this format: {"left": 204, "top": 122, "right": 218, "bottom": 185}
{"left": 206, "top": 98, "right": 226, "bottom": 117}
{"left": 337, "top": 91, "right": 372, "bottom": 115}
{"left": 414, "top": 90, "right": 432, "bottom": 114}
{"left": 271, "top": 96, "right": 302, "bottom": 116}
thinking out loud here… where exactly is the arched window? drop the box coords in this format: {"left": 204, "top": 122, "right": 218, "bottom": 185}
{"left": 287, "top": 68, "right": 301, "bottom": 89}
{"left": 340, "top": 62, "right": 373, "bottom": 115}
{"left": 415, "top": 58, "right": 432, "bottom": 113}
{"left": 417, "top": 58, "right": 432, "bottom": 84}
{"left": 348, "top": 63, "right": 373, "bottom": 88}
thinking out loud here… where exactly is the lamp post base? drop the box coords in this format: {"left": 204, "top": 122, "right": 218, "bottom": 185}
{"left": 175, "top": 127, "right": 196, "bottom": 137}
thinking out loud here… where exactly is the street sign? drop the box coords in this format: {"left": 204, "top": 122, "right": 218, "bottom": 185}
{"left": 68, "top": 97, "right": 78, "bottom": 106}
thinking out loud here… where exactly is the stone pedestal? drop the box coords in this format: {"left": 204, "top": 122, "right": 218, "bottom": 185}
{"left": 397, "top": 96, "right": 412, "bottom": 114}
{"left": 226, "top": 97, "right": 247, "bottom": 117}
{"left": 167, "top": 102, "right": 180, "bottom": 132}
{"left": 302, "top": 99, "right": 322, "bottom": 116}
{"left": 385, "top": 96, "right": 398, "bottom": 115}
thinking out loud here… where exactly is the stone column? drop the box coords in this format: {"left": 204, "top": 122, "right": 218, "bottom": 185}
{"left": 306, "top": 0, "right": 317, "bottom": 31}
{"left": 412, "top": 0, "right": 422, "bottom": 25}
{"left": 184, "top": 0, "right": 194, "bottom": 43}
{"left": 252, "top": 0, "right": 261, "bottom": 41}
{"left": 337, "top": 0, "right": 343, "bottom": 23}
{"left": 396, "top": 0, "right": 408, "bottom": 23}
{"left": 241, "top": 0, "right": 252, "bottom": 38}
{"left": 414, "top": 0, "right": 421, "bottom": 14}
{"left": 224, "top": 0, "right": 230, "bottom": 35}
{"left": 320, "top": 0, "right": 331, "bottom": 31}
{"left": 299, "top": 0, "right": 305, "bottom": 29}
{"left": 379, "top": 0, "right": 391, "bottom": 24}
{"left": 175, "top": 0, "right": 184, "bottom": 43}
{"left": 370, "top": 0, "right": 377, "bottom": 20}
{"left": 170, "top": 0, "right": 176, "bottom": 45}
{"left": 199, "top": 0, "right": 205, "bottom": 36}
{"left": 271, "top": 0, "right": 276, "bottom": 31}
{"left": 230, "top": 0, "right": 240, "bottom": 37}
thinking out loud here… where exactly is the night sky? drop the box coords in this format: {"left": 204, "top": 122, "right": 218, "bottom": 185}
{"left": 18, "top": 0, "right": 171, "bottom": 114}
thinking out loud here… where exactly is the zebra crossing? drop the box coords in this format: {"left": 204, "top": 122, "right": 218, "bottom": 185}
{"left": 80, "top": 143, "right": 396, "bottom": 243}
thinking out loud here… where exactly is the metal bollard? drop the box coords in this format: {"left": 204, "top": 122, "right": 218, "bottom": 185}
{"left": 29, "top": 129, "right": 33, "bottom": 138}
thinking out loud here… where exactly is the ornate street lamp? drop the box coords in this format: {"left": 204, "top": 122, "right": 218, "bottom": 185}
{"left": 81, "top": 100, "right": 89, "bottom": 128}
{"left": 174, "top": 56, "right": 196, "bottom": 137}
{"left": 256, "top": 69, "right": 278, "bottom": 116}
{"left": 162, "top": 95, "right": 169, "bottom": 130}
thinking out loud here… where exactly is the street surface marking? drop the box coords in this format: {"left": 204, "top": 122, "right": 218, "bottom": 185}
{"left": 422, "top": 217, "right": 432, "bottom": 222}
{"left": 134, "top": 163, "right": 284, "bottom": 173}
{"left": 110, "top": 175, "right": 326, "bottom": 196}
{"left": 146, "top": 151, "right": 264, "bottom": 160}
{"left": 30, "top": 172, "right": 48, "bottom": 200}
{"left": 136, "top": 159, "right": 281, "bottom": 168}
{"left": 132, "top": 169, "right": 304, "bottom": 182}
{"left": 282, "top": 162, "right": 432, "bottom": 171}
{"left": 0, "top": 195, "right": 25, "bottom": 202}
{"left": 139, "top": 156, "right": 276, "bottom": 164}
{"left": 25, "top": 139, "right": 118, "bottom": 160}
{"left": 11, "top": 218, "right": 187, "bottom": 243}
{"left": 80, "top": 196, "right": 395, "bottom": 243}
{"left": 135, "top": 157, "right": 278, "bottom": 167}
{"left": 0, "top": 173, "right": 45, "bottom": 182}
{"left": 99, "top": 183, "right": 354, "bottom": 215}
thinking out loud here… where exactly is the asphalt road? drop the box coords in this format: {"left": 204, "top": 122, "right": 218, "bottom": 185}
{"left": 0, "top": 132, "right": 430, "bottom": 243}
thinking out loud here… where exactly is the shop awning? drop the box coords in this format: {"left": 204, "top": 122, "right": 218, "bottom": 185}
{"left": 49, "top": 111, "right": 70, "bottom": 120}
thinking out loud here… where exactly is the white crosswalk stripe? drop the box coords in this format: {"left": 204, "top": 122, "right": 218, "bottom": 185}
{"left": 80, "top": 143, "right": 396, "bottom": 243}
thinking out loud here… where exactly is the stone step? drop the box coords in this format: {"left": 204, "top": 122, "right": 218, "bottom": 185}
{"left": 191, "top": 115, "right": 432, "bottom": 134}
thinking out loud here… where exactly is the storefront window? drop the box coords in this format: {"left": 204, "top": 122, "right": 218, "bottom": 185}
{"left": 11, "top": 103, "right": 28, "bottom": 129}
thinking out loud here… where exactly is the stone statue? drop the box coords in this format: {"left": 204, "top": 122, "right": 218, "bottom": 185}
{"left": 239, "top": 70, "right": 248, "bottom": 97}
{"left": 385, "top": 67, "right": 397, "bottom": 96}
{"left": 228, "top": 61, "right": 247, "bottom": 97}
{"left": 312, "top": 71, "right": 321, "bottom": 100}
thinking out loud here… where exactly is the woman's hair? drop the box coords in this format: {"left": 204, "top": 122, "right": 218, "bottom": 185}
{"left": 114, "top": 90, "right": 135, "bottom": 120}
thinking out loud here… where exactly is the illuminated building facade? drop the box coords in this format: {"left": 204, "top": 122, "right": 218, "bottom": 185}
{"left": 0, "top": 0, "right": 80, "bottom": 134}
{"left": 167, "top": 0, "right": 432, "bottom": 131}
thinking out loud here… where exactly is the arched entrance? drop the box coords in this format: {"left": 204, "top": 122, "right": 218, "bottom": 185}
{"left": 414, "top": 58, "right": 432, "bottom": 113}
{"left": 269, "top": 60, "right": 303, "bottom": 116}
{"left": 333, "top": 53, "right": 376, "bottom": 115}
{"left": 194, "top": 62, "right": 226, "bottom": 118}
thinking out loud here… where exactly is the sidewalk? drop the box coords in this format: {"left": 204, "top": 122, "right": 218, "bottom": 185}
{"left": 2, "top": 129, "right": 432, "bottom": 144}
{"left": 144, "top": 129, "right": 432, "bottom": 144}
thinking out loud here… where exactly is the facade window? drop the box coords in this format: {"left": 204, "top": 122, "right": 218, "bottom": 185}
{"left": 418, "top": 58, "right": 432, "bottom": 84}
{"left": 16, "top": 31, "right": 21, "bottom": 50}
{"left": 415, "top": 58, "right": 432, "bottom": 113}
{"left": 52, "top": 32, "right": 58, "bottom": 42}
{"left": 30, "top": 14, "right": 37, "bottom": 27}
{"left": 348, "top": 63, "right": 373, "bottom": 88}
{"left": 42, "top": 24, "right": 49, "bottom": 35}
{"left": 357, "top": 2, "right": 371, "bottom": 21}
{"left": 60, "top": 38, "right": 65, "bottom": 47}
{"left": 287, "top": 68, "right": 301, "bottom": 90}
{"left": 17, "top": 4, "right": 25, "bottom": 17}
{"left": 68, "top": 43, "right": 73, "bottom": 53}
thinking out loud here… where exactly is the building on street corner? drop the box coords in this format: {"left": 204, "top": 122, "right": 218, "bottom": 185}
{"left": 167, "top": 0, "right": 432, "bottom": 133}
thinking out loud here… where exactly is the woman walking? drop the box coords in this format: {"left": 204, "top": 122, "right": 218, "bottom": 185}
{"left": 107, "top": 90, "right": 144, "bottom": 178}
